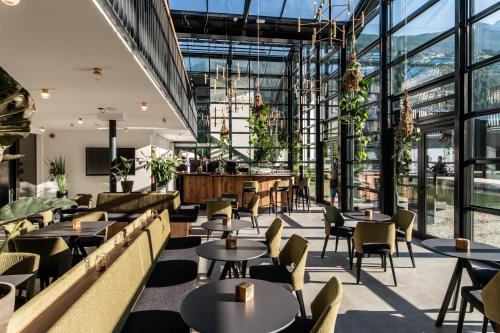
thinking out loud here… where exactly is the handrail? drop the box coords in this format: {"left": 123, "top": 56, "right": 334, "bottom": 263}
{"left": 94, "top": 0, "right": 197, "bottom": 137}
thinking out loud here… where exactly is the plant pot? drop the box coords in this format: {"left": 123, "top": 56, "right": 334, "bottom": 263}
{"left": 157, "top": 183, "right": 167, "bottom": 194}
{"left": 56, "top": 190, "right": 68, "bottom": 199}
{"left": 121, "top": 181, "right": 134, "bottom": 193}
{"left": 0, "top": 282, "right": 15, "bottom": 333}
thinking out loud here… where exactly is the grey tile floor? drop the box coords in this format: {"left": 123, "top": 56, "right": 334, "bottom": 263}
{"left": 193, "top": 203, "right": 493, "bottom": 333}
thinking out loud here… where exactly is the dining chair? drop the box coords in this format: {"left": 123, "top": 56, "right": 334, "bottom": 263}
{"left": 3, "top": 219, "right": 36, "bottom": 252}
{"left": 221, "top": 193, "right": 239, "bottom": 218}
{"left": 73, "top": 193, "right": 92, "bottom": 208}
{"left": 0, "top": 252, "right": 40, "bottom": 304}
{"left": 28, "top": 210, "right": 54, "bottom": 228}
{"left": 280, "top": 276, "right": 343, "bottom": 333}
{"left": 354, "top": 222, "right": 397, "bottom": 286}
{"left": 238, "top": 194, "right": 260, "bottom": 233}
{"left": 262, "top": 217, "right": 284, "bottom": 264}
{"left": 250, "top": 234, "right": 309, "bottom": 317}
{"left": 457, "top": 272, "right": 500, "bottom": 333}
{"left": 13, "top": 237, "right": 72, "bottom": 289}
{"left": 321, "top": 206, "right": 355, "bottom": 269}
{"left": 392, "top": 209, "right": 416, "bottom": 268}
{"left": 206, "top": 200, "right": 232, "bottom": 220}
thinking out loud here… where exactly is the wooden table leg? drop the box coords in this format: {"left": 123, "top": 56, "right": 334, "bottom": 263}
{"left": 436, "top": 258, "right": 464, "bottom": 327}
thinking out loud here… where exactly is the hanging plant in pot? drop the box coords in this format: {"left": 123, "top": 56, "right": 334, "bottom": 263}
{"left": 46, "top": 156, "right": 68, "bottom": 198}
{"left": 394, "top": 88, "right": 421, "bottom": 205}
{"left": 112, "top": 156, "right": 135, "bottom": 192}
{"left": 139, "top": 152, "right": 181, "bottom": 193}
{"left": 340, "top": 50, "right": 372, "bottom": 161}
{"left": 219, "top": 114, "right": 231, "bottom": 159}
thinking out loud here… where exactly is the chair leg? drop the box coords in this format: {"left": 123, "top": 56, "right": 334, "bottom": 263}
{"left": 335, "top": 236, "right": 339, "bottom": 252}
{"left": 347, "top": 237, "right": 353, "bottom": 270}
{"left": 321, "top": 235, "right": 329, "bottom": 258}
{"left": 407, "top": 241, "right": 416, "bottom": 268}
{"left": 255, "top": 217, "right": 260, "bottom": 234}
{"left": 395, "top": 240, "right": 400, "bottom": 257}
{"left": 388, "top": 253, "right": 397, "bottom": 287}
{"left": 356, "top": 252, "right": 363, "bottom": 284}
{"left": 482, "top": 316, "right": 489, "bottom": 333}
{"left": 295, "top": 290, "right": 307, "bottom": 317}
{"left": 456, "top": 295, "right": 468, "bottom": 333}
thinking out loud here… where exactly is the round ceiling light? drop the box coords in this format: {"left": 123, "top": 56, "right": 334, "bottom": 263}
{"left": 78, "top": 117, "right": 84, "bottom": 125}
{"left": 40, "top": 126, "right": 45, "bottom": 133}
{"left": 93, "top": 67, "right": 103, "bottom": 81}
{"left": 141, "top": 102, "right": 148, "bottom": 111}
{"left": 2, "top": 0, "right": 21, "bottom": 6}
{"left": 40, "top": 88, "right": 50, "bottom": 99}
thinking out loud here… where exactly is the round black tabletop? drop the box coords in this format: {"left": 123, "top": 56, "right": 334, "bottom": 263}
{"left": 201, "top": 219, "right": 253, "bottom": 232}
{"left": 421, "top": 239, "right": 500, "bottom": 262}
{"left": 196, "top": 239, "right": 268, "bottom": 262}
{"left": 343, "top": 211, "right": 392, "bottom": 222}
{"left": 181, "top": 278, "right": 298, "bottom": 333}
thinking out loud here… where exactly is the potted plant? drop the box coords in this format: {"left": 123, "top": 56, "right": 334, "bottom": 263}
{"left": 46, "top": 156, "right": 68, "bottom": 198}
{"left": 139, "top": 152, "right": 181, "bottom": 193}
{"left": 112, "top": 156, "right": 134, "bottom": 192}
{"left": 0, "top": 282, "right": 14, "bottom": 333}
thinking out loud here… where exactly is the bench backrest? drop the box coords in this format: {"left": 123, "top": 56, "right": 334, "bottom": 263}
{"left": 96, "top": 191, "right": 180, "bottom": 213}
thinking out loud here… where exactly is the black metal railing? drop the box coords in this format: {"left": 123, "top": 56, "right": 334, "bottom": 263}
{"left": 95, "top": 0, "right": 197, "bottom": 136}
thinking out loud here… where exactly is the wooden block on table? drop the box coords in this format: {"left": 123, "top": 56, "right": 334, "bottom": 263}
{"left": 455, "top": 238, "right": 470, "bottom": 250}
{"left": 226, "top": 237, "right": 237, "bottom": 249}
{"left": 235, "top": 282, "right": 254, "bottom": 302}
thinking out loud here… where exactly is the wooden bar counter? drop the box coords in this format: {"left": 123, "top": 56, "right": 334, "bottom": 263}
{"left": 179, "top": 173, "right": 295, "bottom": 208}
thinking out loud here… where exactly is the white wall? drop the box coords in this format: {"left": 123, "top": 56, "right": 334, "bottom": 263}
{"left": 37, "top": 129, "right": 172, "bottom": 205}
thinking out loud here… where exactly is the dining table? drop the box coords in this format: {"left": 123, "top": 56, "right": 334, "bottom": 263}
{"left": 197, "top": 239, "right": 268, "bottom": 280}
{"left": 0, "top": 274, "right": 34, "bottom": 288}
{"left": 19, "top": 220, "right": 116, "bottom": 257}
{"left": 421, "top": 238, "right": 500, "bottom": 327}
{"left": 181, "top": 278, "right": 298, "bottom": 333}
{"left": 343, "top": 211, "right": 392, "bottom": 222}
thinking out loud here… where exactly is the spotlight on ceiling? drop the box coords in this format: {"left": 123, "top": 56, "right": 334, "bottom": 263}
{"left": 93, "top": 67, "right": 103, "bottom": 81}
{"left": 141, "top": 102, "right": 148, "bottom": 111}
{"left": 40, "top": 88, "right": 50, "bottom": 99}
{"left": 78, "top": 117, "right": 84, "bottom": 125}
{"left": 40, "top": 126, "right": 46, "bottom": 133}
{"left": 162, "top": 118, "right": 167, "bottom": 124}
{"left": 70, "top": 123, "right": 75, "bottom": 127}
{"left": 123, "top": 127, "right": 129, "bottom": 132}
{"left": 2, "top": 0, "right": 21, "bottom": 6}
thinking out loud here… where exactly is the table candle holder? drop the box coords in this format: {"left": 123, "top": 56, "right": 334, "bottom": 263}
{"left": 73, "top": 219, "right": 81, "bottom": 230}
{"left": 364, "top": 210, "right": 373, "bottom": 218}
{"left": 455, "top": 238, "right": 470, "bottom": 251}
{"left": 235, "top": 282, "right": 254, "bottom": 302}
{"left": 226, "top": 237, "right": 237, "bottom": 249}
{"left": 223, "top": 218, "right": 232, "bottom": 226}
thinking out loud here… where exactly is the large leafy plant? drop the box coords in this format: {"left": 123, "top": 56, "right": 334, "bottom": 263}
{"left": 248, "top": 92, "right": 272, "bottom": 163}
{"left": 46, "top": 156, "right": 67, "bottom": 192}
{"left": 0, "top": 197, "right": 76, "bottom": 251}
{"left": 139, "top": 152, "right": 181, "bottom": 185}
{"left": 340, "top": 51, "right": 372, "bottom": 161}
{"left": 0, "top": 67, "right": 35, "bottom": 163}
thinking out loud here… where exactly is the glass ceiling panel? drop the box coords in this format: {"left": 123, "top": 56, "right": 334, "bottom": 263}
{"left": 208, "top": 0, "right": 245, "bottom": 14}
{"left": 169, "top": 0, "right": 207, "bottom": 12}
{"left": 282, "top": 0, "right": 315, "bottom": 19}
{"left": 249, "top": 0, "right": 285, "bottom": 17}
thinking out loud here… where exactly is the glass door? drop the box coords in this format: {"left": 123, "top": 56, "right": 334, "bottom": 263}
{"left": 423, "top": 130, "right": 455, "bottom": 238}
{"left": 397, "top": 139, "right": 419, "bottom": 231}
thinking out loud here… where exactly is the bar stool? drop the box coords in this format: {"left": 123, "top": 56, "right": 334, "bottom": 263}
{"left": 241, "top": 181, "right": 259, "bottom": 207}
{"left": 295, "top": 177, "right": 311, "bottom": 212}
{"left": 269, "top": 180, "right": 290, "bottom": 216}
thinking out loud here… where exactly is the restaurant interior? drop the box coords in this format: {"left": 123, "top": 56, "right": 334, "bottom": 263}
{"left": 0, "top": 0, "right": 499, "bottom": 332}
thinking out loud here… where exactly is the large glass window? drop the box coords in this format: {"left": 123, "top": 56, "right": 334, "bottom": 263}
{"left": 472, "top": 10, "right": 500, "bottom": 63}
{"left": 472, "top": 61, "right": 500, "bottom": 111}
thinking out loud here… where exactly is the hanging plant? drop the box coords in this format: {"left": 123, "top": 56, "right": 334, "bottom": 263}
{"left": 394, "top": 88, "right": 421, "bottom": 193}
{"left": 340, "top": 50, "right": 372, "bottom": 161}
{"left": 248, "top": 91, "right": 272, "bottom": 163}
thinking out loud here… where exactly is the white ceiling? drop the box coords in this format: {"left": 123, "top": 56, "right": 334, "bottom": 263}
{"left": 0, "top": 0, "right": 195, "bottom": 141}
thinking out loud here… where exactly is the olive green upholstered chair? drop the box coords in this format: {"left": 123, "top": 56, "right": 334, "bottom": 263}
{"left": 31, "top": 210, "right": 54, "bottom": 228}
{"left": 321, "top": 206, "right": 355, "bottom": 269}
{"left": 250, "top": 234, "right": 309, "bottom": 317}
{"left": 71, "top": 211, "right": 109, "bottom": 249}
{"left": 281, "top": 276, "right": 343, "bottom": 333}
{"left": 0, "top": 252, "right": 40, "bottom": 301}
{"left": 483, "top": 272, "right": 500, "bottom": 332}
{"left": 241, "top": 180, "right": 259, "bottom": 207}
{"left": 238, "top": 194, "right": 260, "bottom": 233}
{"left": 74, "top": 193, "right": 92, "bottom": 208}
{"left": 221, "top": 192, "right": 239, "bottom": 218}
{"left": 3, "top": 219, "right": 36, "bottom": 252}
{"left": 354, "top": 222, "right": 397, "bottom": 286}
{"left": 206, "top": 200, "right": 232, "bottom": 220}
{"left": 264, "top": 217, "right": 284, "bottom": 264}
{"left": 392, "top": 209, "right": 416, "bottom": 268}
{"left": 13, "top": 237, "right": 72, "bottom": 289}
